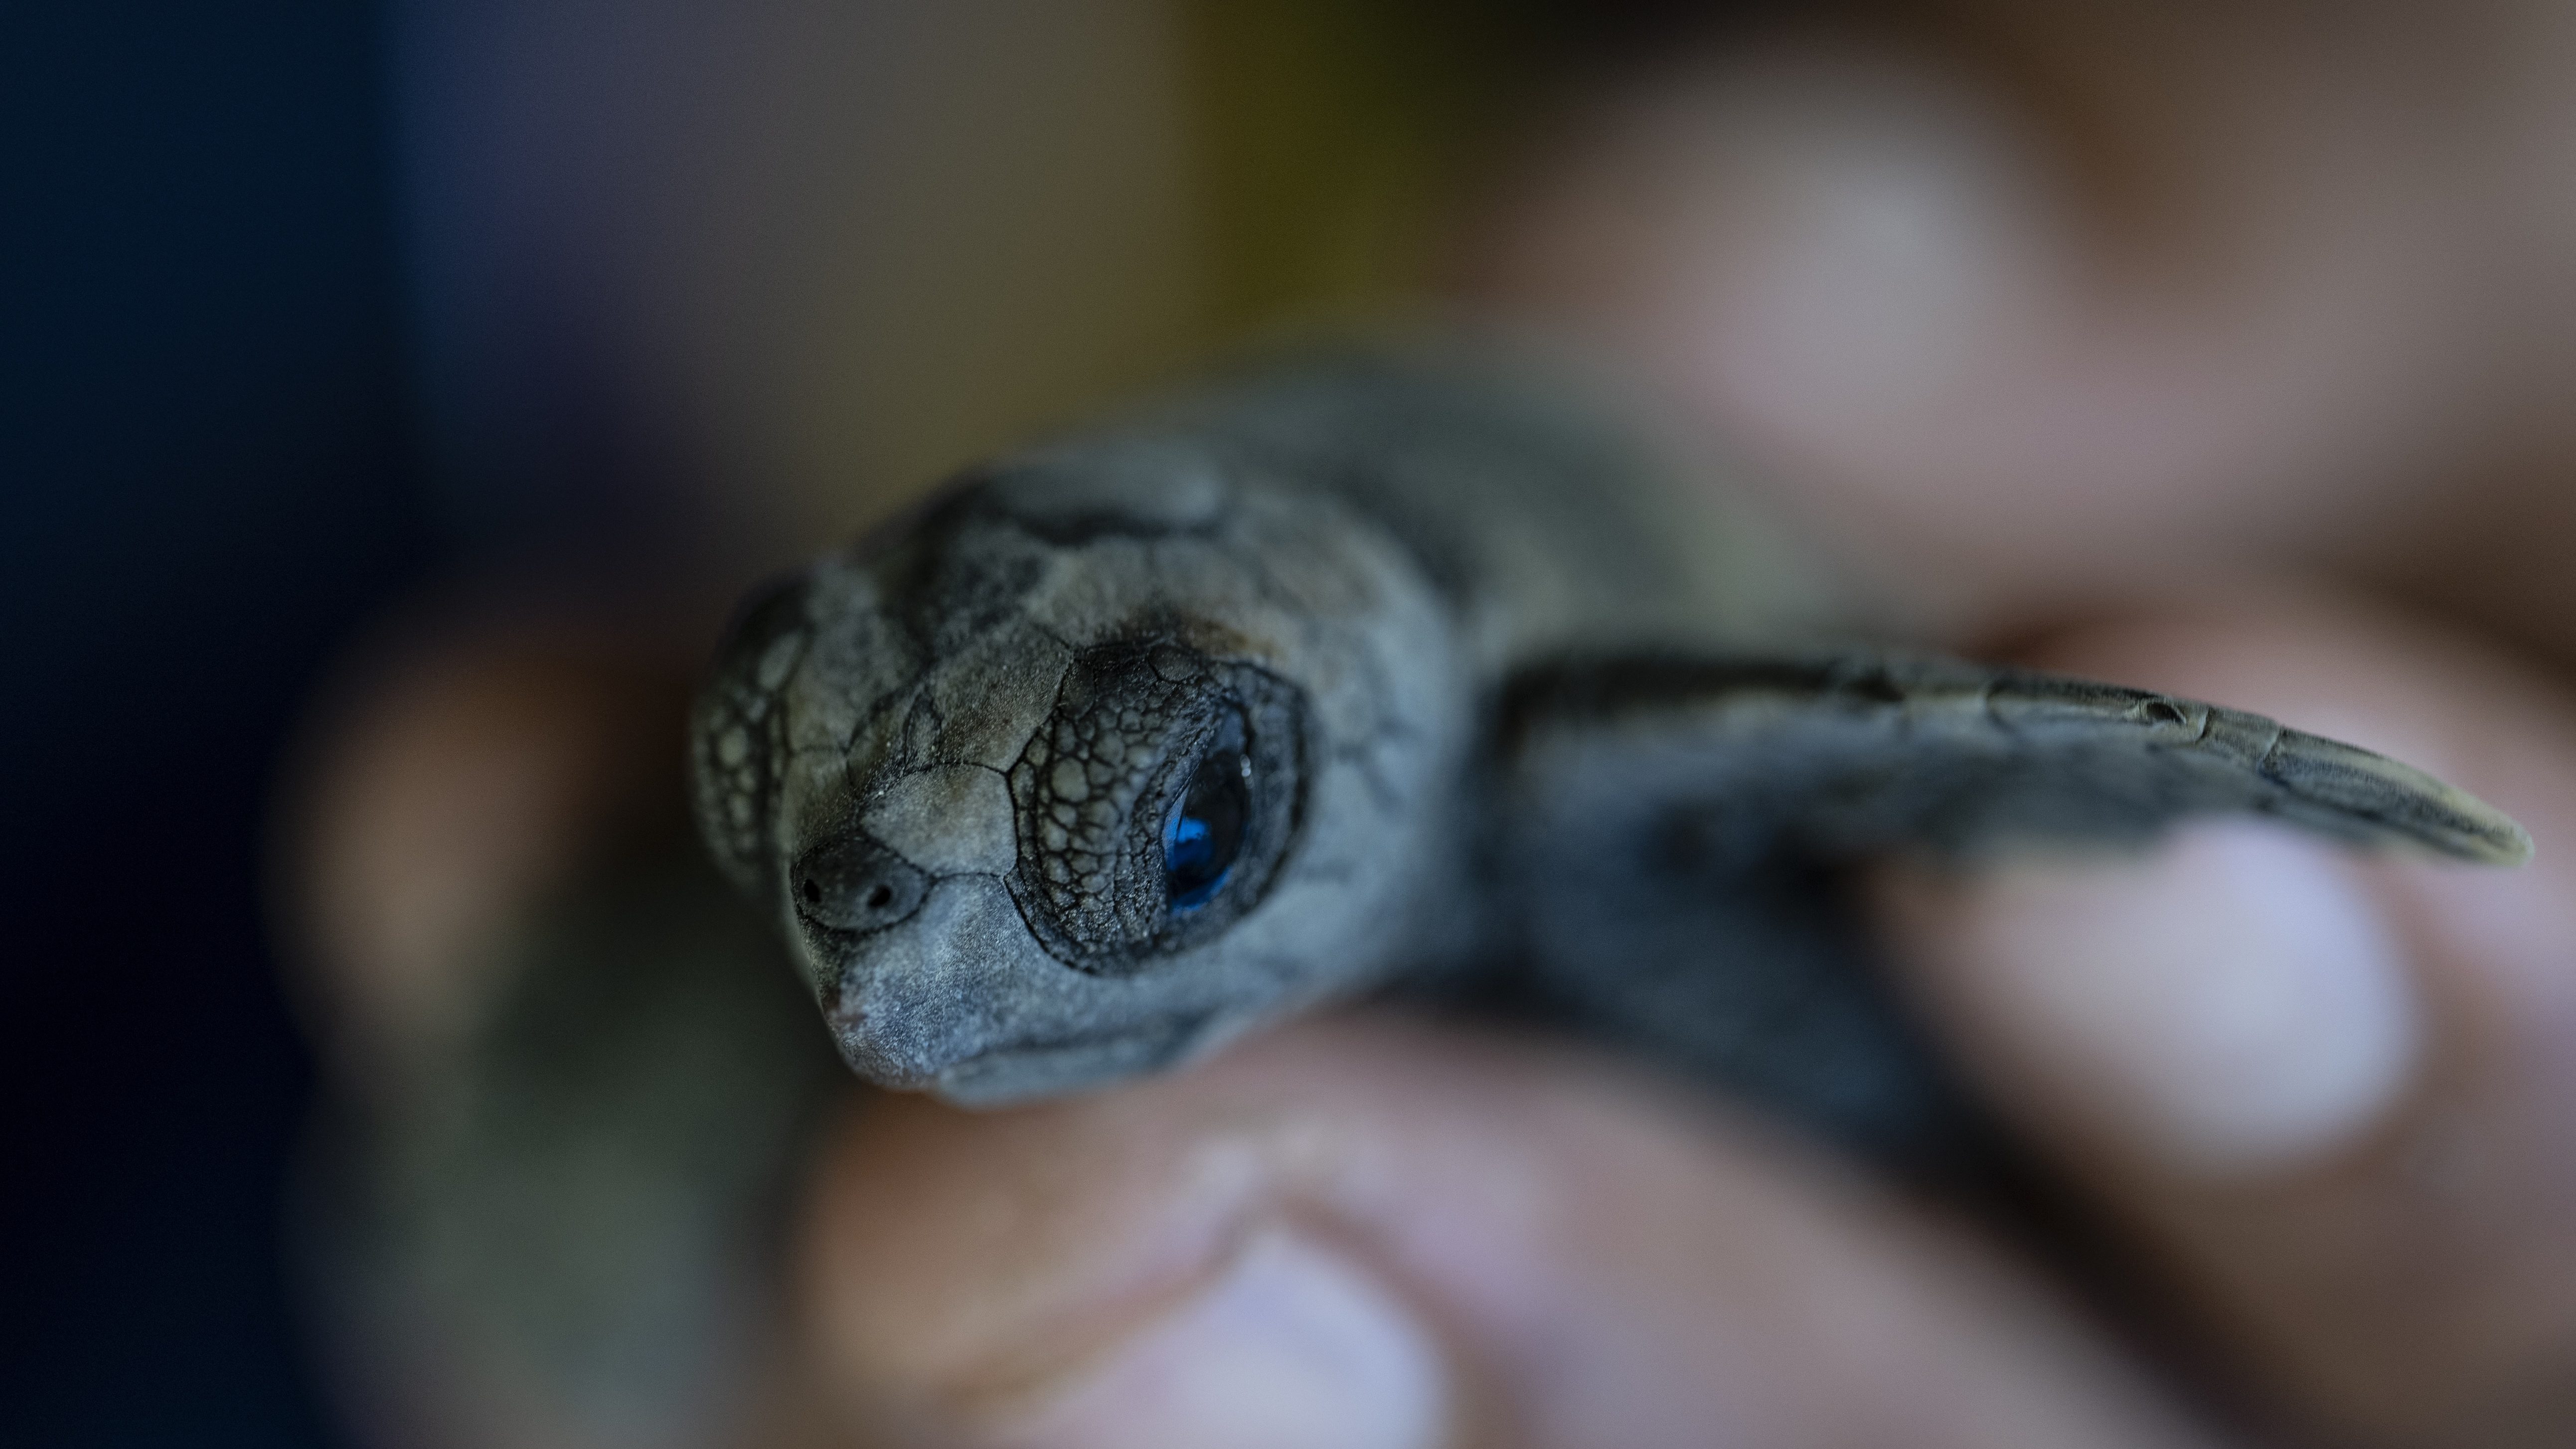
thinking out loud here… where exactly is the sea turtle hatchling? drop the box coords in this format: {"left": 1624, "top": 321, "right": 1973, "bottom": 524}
{"left": 690, "top": 351, "right": 2531, "bottom": 1164}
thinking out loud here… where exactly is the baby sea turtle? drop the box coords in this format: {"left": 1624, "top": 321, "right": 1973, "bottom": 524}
{"left": 690, "top": 352, "right": 2529, "bottom": 1162}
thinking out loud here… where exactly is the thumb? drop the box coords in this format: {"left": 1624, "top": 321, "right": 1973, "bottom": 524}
{"left": 791, "top": 1016, "right": 2218, "bottom": 1449}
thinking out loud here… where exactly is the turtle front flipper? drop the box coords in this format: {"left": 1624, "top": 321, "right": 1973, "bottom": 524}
{"left": 1499, "top": 651, "right": 2529, "bottom": 867}
{"left": 1488, "top": 650, "right": 2530, "bottom": 1167}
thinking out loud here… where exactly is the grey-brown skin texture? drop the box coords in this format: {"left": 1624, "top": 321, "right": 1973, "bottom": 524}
{"left": 693, "top": 356, "right": 2530, "bottom": 1160}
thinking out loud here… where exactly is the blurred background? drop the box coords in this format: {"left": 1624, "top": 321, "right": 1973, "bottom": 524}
{"left": 14, "top": 0, "right": 2576, "bottom": 1445}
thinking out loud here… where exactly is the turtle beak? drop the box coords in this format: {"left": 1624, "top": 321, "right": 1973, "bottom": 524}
{"left": 806, "top": 872, "right": 1217, "bottom": 1104}
{"left": 812, "top": 874, "right": 1036, "bottom": 1088}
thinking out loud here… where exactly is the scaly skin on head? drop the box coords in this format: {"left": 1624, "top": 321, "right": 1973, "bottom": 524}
{"left": 694, "top": 393, "right": 1474, "bottom": 1104}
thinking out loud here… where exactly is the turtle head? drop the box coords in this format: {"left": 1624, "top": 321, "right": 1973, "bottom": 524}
{"left": 691, "top": 431, "right": 1467, "bottom": 1104}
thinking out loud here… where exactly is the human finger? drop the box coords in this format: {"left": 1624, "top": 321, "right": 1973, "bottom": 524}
{"left": 795, "top": 1014, "right": 2224, "bottom": 1449}
{"left": 1473, "top": 12, "right": 2576, "bottom": 640}
{"left": 1878, "top": 587, "right": 2576, "bottom": 1447}
{"left": 281, "top": 624, "right": 691, "bottom": 1078}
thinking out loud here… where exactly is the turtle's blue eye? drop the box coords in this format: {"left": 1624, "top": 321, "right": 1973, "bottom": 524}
{"left": 1163, "top": 724, "right": 1250, "bottom": 913}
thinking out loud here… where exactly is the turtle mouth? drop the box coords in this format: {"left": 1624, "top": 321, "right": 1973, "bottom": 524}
{"left": 807, "top": 873, "right": 1226, "bottom": 1102}
{"left": 929, "top": 1016, "right": 1213, "bottom": 1106}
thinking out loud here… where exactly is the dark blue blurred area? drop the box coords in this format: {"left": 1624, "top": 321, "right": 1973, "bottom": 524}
{"left": 2, "top": 4, "right": 432, "bottom": 1444}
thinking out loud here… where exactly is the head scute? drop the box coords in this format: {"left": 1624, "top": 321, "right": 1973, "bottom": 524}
{"left": 689, "top": 574, "right": 813, "bottom": 894}
{"left": 979, "top": 432, "right": 1234, "bottom": 544}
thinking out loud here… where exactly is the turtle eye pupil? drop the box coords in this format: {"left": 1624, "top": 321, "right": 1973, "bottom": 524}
{"left": 1163, "top": 743, "right": 1249, "bottom": 912}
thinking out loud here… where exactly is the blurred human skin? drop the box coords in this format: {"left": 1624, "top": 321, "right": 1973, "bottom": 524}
{"left": 1481, "top": 2, "right": 2576, "bottom": 662}
{"left": 301, "top": 4, "right": 2576, "bottom": 1447}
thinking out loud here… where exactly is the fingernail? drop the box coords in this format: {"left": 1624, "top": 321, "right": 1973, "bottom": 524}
{"left": 985, "top": 1230, "right": 1450, "bottom": 1449}
{"left": 1900, "top": 821, "right": 2421, "bottom": 1176}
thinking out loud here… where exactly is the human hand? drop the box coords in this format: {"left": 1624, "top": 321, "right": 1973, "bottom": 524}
{"left": 296, "top": 585, "right": 2576, "bottom": 1448}
{"left": 772, "top": 585, "right": 2576, "bottom": 1449}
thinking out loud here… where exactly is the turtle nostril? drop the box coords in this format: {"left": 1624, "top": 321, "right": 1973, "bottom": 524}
{"left": 790, "top": 833, "right": 930, "bottom": 933}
